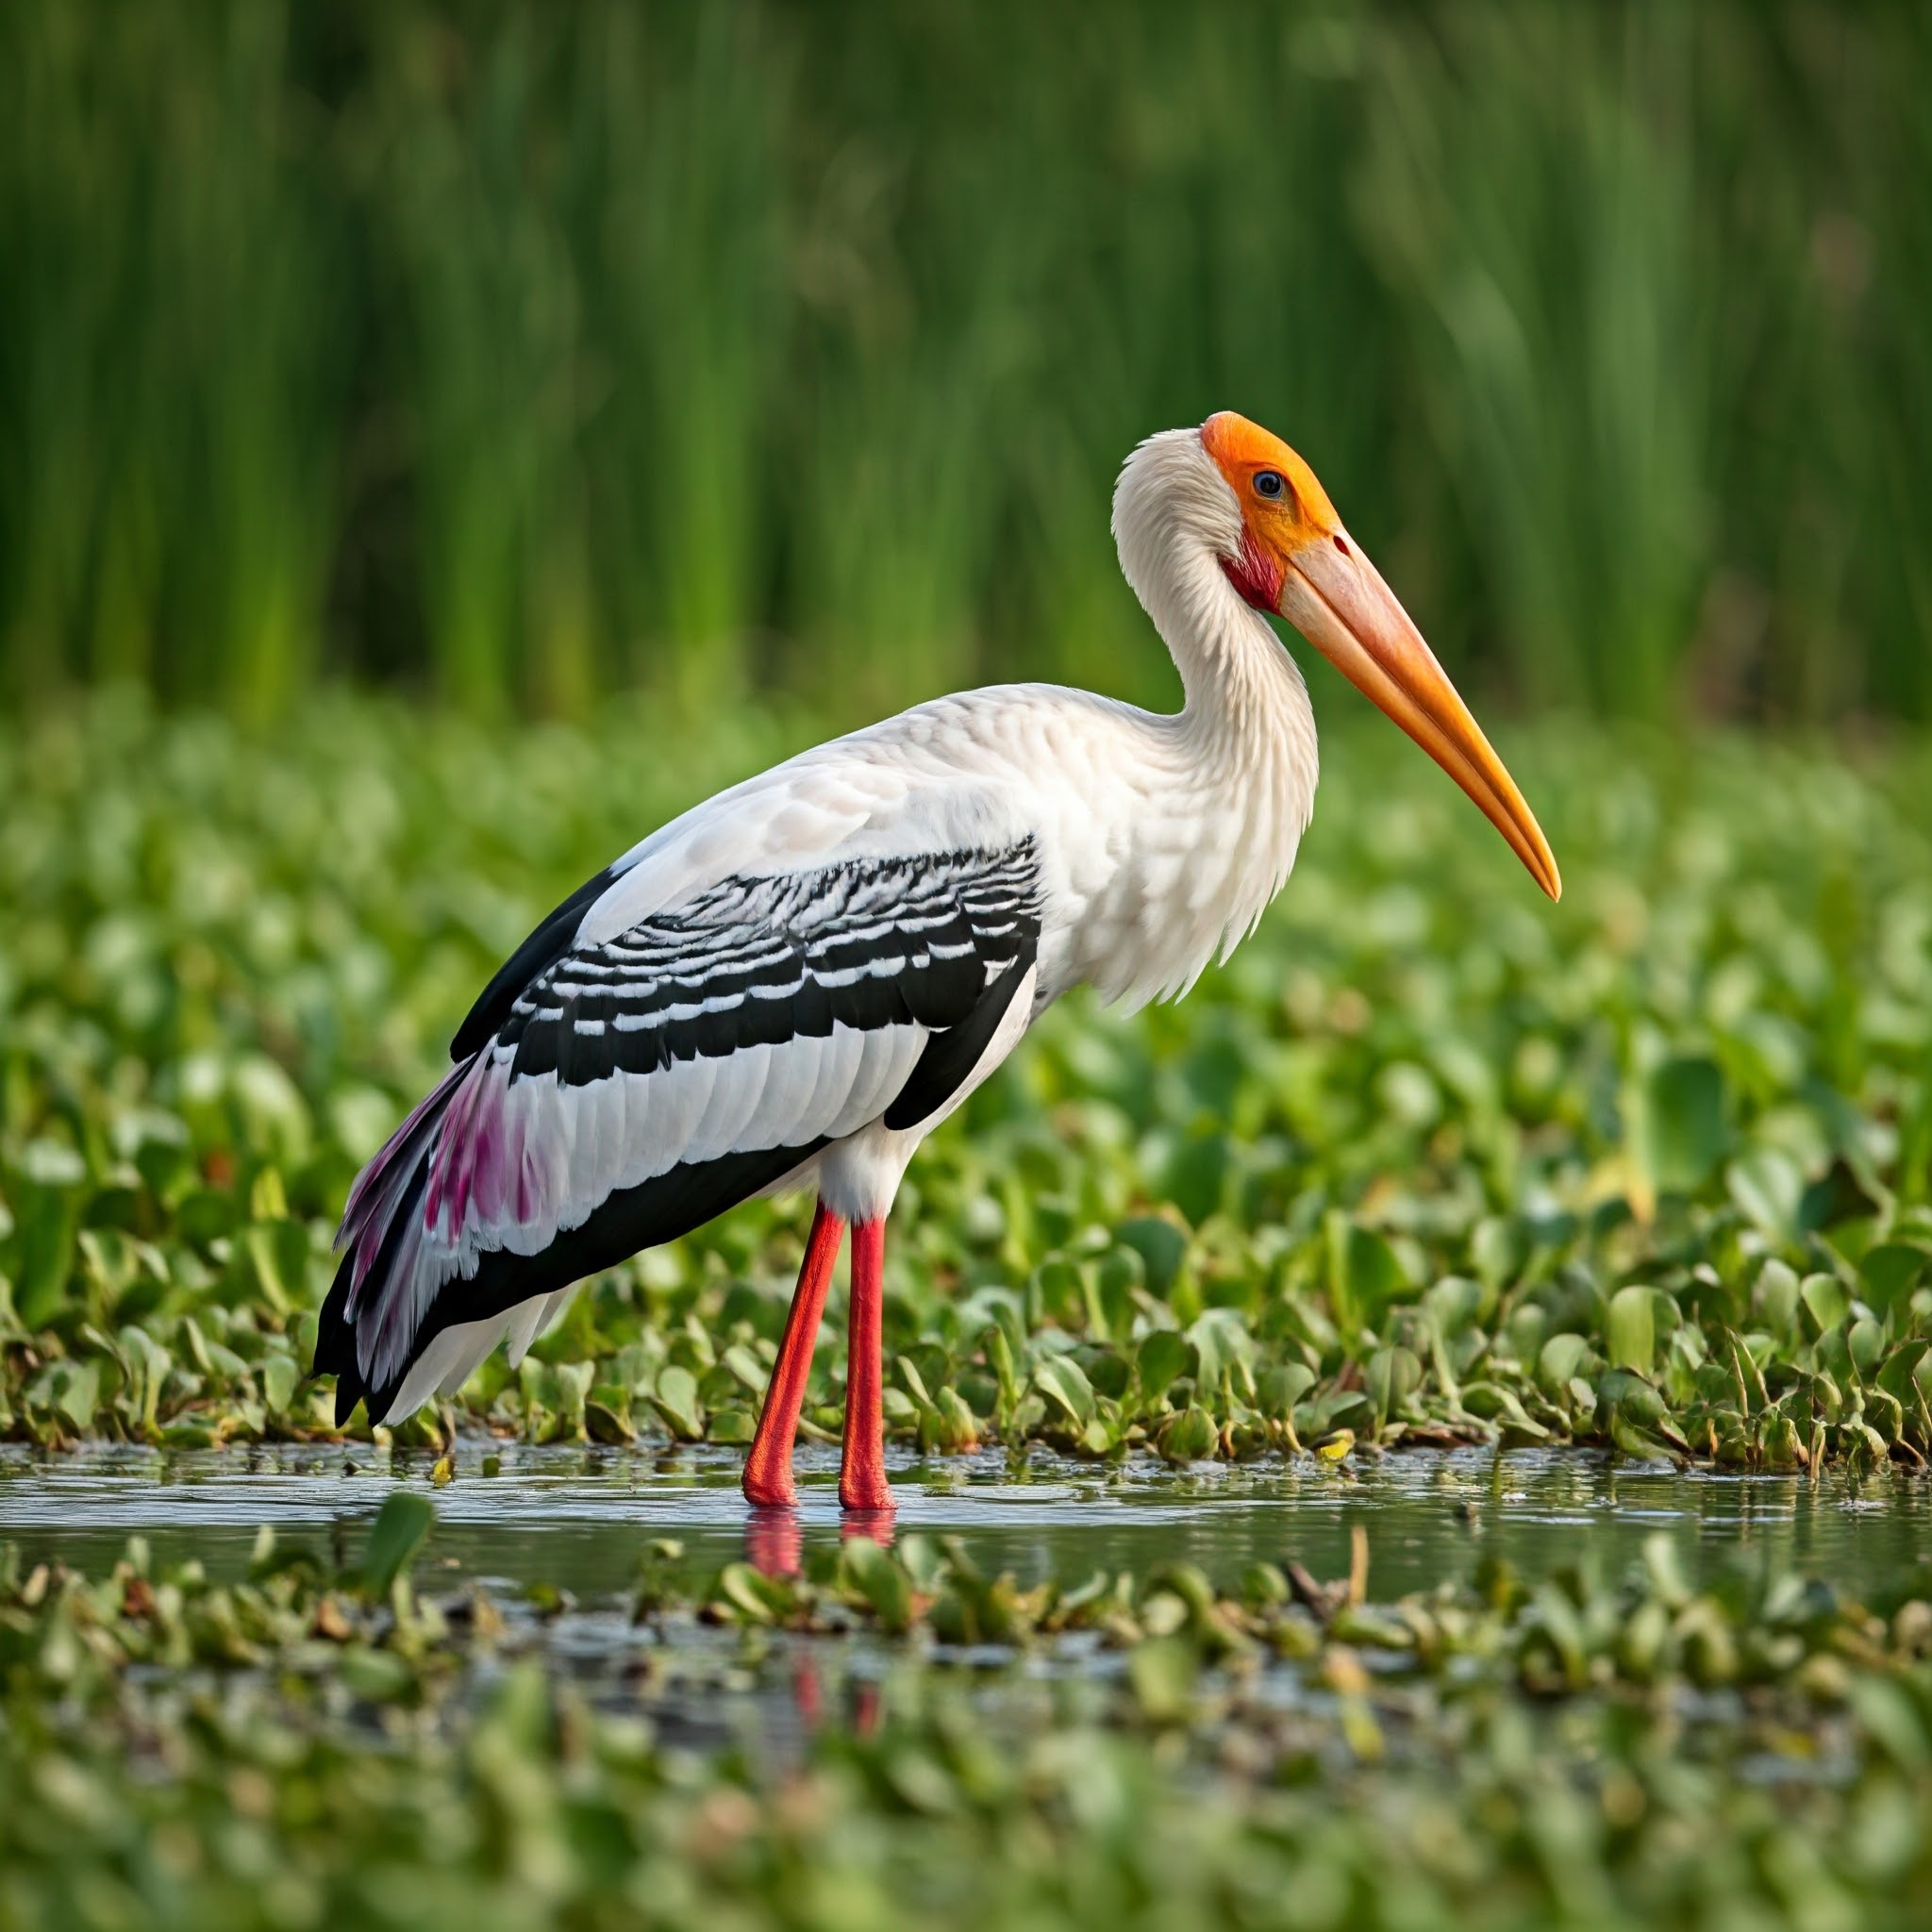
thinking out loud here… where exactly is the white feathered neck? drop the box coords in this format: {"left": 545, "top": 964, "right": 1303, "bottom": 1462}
{"left": 1071, "top": 428, "right": 1320, "bottom": 1007}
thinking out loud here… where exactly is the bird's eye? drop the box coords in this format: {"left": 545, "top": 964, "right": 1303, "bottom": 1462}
{"left": 1254, "top": 470, "right": 1286, "bottom": 500}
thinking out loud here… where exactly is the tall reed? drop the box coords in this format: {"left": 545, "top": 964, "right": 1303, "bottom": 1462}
{"left": 0, "top": 0, "right": 1925, "bottom": 725}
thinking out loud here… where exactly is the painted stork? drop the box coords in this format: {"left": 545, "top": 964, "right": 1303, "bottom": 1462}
{"left": 315, "top": 412, "right": 1558, "bottom": 1513}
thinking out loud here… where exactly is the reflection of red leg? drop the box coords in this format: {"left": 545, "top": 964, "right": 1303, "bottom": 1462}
{"left": 839, "top": 1508, "right": 895, "bottom": 1551}
{"left": 839, "top": 1219, "right": 892, "bottom": 1512}
{"left": 744, "top": 1507, "right": 804, "bottom": 1577}
{"left": 743, "top": 1200, "right": 845, "bottom": 1507}
{"left": 792, "top": 1657, "right": 822, "bottom": 1725}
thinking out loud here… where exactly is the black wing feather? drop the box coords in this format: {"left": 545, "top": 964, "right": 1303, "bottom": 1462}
{"left": 450, "top": 861, "right": 622, "bottom": 1062}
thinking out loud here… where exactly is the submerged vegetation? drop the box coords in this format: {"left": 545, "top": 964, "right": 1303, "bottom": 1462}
{"left": 3, "top": 1, "right": 1931, "bottom": 723}
{"left": 2, "top": 696, "right": 1928, "bottom": 1470}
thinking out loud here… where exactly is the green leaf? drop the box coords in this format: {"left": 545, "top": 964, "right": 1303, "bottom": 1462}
{"left": 1126, "top": 1635, "right": 1199, "bottom": 1724}
{"left": 1538, "top": 1332, "right": 1597, "bottom": 1394}
{"left": 1643, "top": 1057, "right": 1728, "bottom": 1194}
{"left": 1604, "top": 1285, "right": 1657, "bottom": 1373}
{"left": 1136, "top": 1330, "right": 1191, "bottom": 1403}
{"left": 1114, "top": 1218, "right": 1190, "bottom": 1299}
{"left": 839, "top": 1536, "right": 915, "bottom": 1634}
{"left": 1364, "top": 1345, "right": 1422, "bottom": 1424}
{"left": 358, "top": 1491, "right": 435, "bottom": 1597}
{"left": 716, "top": 1563, "right": 787, "bottom": 1625}
{"left": 1186, "top": 1307, "right": 1253, "bottom": 1391}
{"left": 1799, "top": 1273, "right": 1851, "bottom": 1338}
{"left": 1155, "top": 1407, "right": 1219, "bottom": 1465}
{"left": 11, "top": 1144, "right": 89, "bottom": 1330}
{"left": 1256, "top": 1361, "right": 1316, "bottom": 1419}
{"left": 647, "top": 1365, "right": 705, "bottom": 1441}
{"left": 586, "top": 1399, "right": 637, "bottom": 1445}
{"left": 1326, "top": 1215, "right": 1412, "bottom": 1333}
{"left": 1727, "top": 1148, "right": 1804, "bottom": 1240}
{"left": 261, "top": 1353, "right": 301, "bottom": 1415}
{"left": 35, "top": 1359, "right": 101, "bottom": 1430}
{"left": 1422, "top": 1274, "right": 1491, "bottom": 1337}
{"left": 1032, "top": 1355, "right": 1096, "bottom": 1428}
{"left": 1861, "top": 1243, "right": 1931, "bottom": 1317}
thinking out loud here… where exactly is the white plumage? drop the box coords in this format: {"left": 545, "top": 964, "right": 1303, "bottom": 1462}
{"left": 317, "top": 412, "right": 1557, "bottom": 1513}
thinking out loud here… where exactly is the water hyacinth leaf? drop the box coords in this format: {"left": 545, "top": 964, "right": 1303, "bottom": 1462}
{"left": 1605, "top": 1285, "right": 1657, "bottom": 1373}
{"left": 719, "top": 1342, "right": 766, "bottom": 1392}
{"left": 1799, "top": 1273, "right": 1852, "bottom": 1338}
{"left": 1326, "top": 1216, "right": 1412, "bottom": 1333}
{"left": 1126, "top": 1635, "right": 1199, "bottom": 1724}
{"left": 338, "top": 1645, "right": 416, "bottom": 1703}
{"left": 1423, "top": 1274, "right": 1491, "bottom": 1337}
{"left": 1136, "top": 1330, "right": 1191, "bottom": 1404}
{"left": 648, "top": 1366, "right": 705, "bottom": 1441}
{"left": 1874, "top": 1342, "right": 1928, "bottom": 1407}
{"left": 32, "top": 1358, "right": 101, "bottom": 1429}
{"left": 1643, "top": 1057, "right": 1728, "bottom": 1195}
{"left": 1158, "top": 1132, "right": 1231, "bottom": 1228}
{"left": 1365, "top": 1345, "right": 1422, "bottom": 1424}
{"left": 1850, "top": 1320, "right": 1887, "bottom": 1380}
{"left": 1727, "top": 1149, "right": 1805, "bottom": 1240}
{"left": 715, "top": 1563, "right": 785, "bottom": 1626}
{"left": 1114, "top": 1217, "right": 1189, "bottom": 1300}
{"left": 1032, "top": 1355, "right": 1096, "bottom": 1428}
{"left": 1156, "top": 1407, "right": 1218, "bottom": 1464}
{"left": 585, "top": 1401, "right": 636, "bottom": 1445}
{"left": 261, "top": 1353, "right": 301, "bottom": 1415}
{"left": 1861, "top": 1243, "right": 1931, "bottom": 1317}
{"left": 1755, "top": 1258, "right": 1801, "bottom": 1338}
{"left": 839, "top": 1535, "right": 915, "bottom": 1634}
{"left": 9, "top": 1143, "right": 90, "bottom": 1330}
{"left": 1256, "top": 1361, "right": 1317, "bottom": 1419}
{"left": 1030, "top": 1257, "right": 1086, "bottom": 1329}
{"left": 932, "top": 1386, "right": 981, "bottom": 1451}
{"left": 1187, "top": 1307, "right": 1253, "bottom": 1391}
{"left": 358, "top": 1492, "right": 435, "bottom": 1597}
{"left": 1094, "top": 1246, "right": 1143, "bottom": 1336}
{"left": 1538, "top": 1333, "right": 1597, "bottom": 1394}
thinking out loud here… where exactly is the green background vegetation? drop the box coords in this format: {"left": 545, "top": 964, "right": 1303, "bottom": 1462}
{"left": 4, "top": 703, "right": 1928, "bottom": 1465}
{"left": 4, "top": 0, "right": 1929, "bottom": 724}
{"left": 7, "top": 8, "right": 1932, "bottom": 1925}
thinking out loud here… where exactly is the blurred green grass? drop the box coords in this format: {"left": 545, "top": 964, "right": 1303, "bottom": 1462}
{"left": 2, "top": 0, "right": 1928, "bottom": 724}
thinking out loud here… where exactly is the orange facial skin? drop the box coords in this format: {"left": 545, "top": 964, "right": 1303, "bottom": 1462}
{"left": 1198, "top": 409, "right": 1561, "bottom": 902}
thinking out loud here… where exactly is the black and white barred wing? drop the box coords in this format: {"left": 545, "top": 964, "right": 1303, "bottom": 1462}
{"left": 315, "top": 840, "right": 1041, "bottom": 1425}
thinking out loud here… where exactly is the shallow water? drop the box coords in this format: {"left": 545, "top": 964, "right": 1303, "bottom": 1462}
{"left": 4, "top": 1438, "right": 1927, "bottom": 1606}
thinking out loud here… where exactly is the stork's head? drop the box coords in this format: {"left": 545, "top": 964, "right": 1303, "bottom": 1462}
{"left": 1197, "top": 409, "right": 1560, "bottom": 901}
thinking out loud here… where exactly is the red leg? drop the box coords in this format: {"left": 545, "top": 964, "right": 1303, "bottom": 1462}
{"left": 743, "top": 1199, "right": 844, "bottom": 1507}
{"left": 840, "top": 1218, "right": 892, "bottom": 1512}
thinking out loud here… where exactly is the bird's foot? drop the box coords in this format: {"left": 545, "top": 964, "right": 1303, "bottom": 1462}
{"left": 741, "top": 1457, "right": 797, "bottom": 1510}
{"left": 837, "top": 1468, "right": 894, "bottom": 1515}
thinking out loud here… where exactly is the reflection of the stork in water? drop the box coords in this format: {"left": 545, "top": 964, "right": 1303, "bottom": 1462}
{"left": 745, "top": 1504, "right": 891, "bottom": 1740}
{"left": 743, "top": 1504, "right": 894, "bottom": 1578}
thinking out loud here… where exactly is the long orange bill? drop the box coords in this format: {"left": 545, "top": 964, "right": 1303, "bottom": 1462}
{"left": 1279, "top": 534, "right": 1561, "bottom": 900}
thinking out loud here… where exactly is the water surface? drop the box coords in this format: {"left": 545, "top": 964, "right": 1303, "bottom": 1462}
{"left": 5, "top": 1440, "right": 1926, "bottom": 1605}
